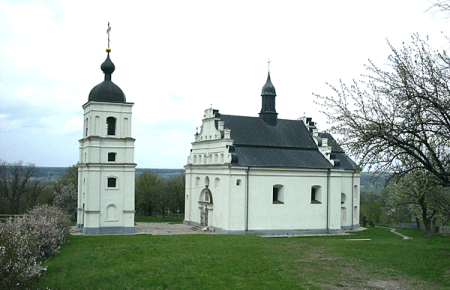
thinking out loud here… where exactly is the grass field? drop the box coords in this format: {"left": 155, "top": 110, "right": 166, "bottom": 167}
{"left": 34, "top": 227, "right": 450, "bottom": 289}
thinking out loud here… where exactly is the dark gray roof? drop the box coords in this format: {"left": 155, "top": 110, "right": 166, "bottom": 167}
{"left": 318, "top": 132, "right": 344, "bottom": 152}
{"left": 219, "top": 114, "right": 357, "bottom": 170}
{"left": 221, "top": 115, "right": 317, "bottom": 149}
{"left": 88, "top": 52, "right": 126, "bottom": 103}
{"left": 234, "top": 146, "right": 333, "bottom": 169}
{"left": 332, "top": 152, "right": 358, "bottom": 171}
{"left": 318, "top": 132, "right": 358, "bottom": 170}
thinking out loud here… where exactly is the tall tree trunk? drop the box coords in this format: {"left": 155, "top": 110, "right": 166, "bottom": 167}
{"left": 421, "top": 205, "right": 432, "bottom": 238}
{"left": 423, "top": 216, "right": 432, "bottom": 238}
{"left": 415, "top": 215, "right": 421, "bottom": 230}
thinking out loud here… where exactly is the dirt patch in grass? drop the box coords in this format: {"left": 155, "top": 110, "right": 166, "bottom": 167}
{"left": 272, "top": 241, "right": 440, "bottom": 289}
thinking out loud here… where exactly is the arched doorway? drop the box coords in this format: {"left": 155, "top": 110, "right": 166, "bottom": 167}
{"left": 198, "top": 186, "right": 213, "bottom": 226}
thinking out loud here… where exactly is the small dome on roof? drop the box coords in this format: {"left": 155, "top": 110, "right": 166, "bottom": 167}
{"left": 261, "top": 72, "right": 276, "bottom": 96}
{"left": 88, "top": 51, "right": 126, "bottom": 103}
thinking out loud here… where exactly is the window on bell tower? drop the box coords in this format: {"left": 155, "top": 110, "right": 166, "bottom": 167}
{"left": 106, "top": 117, "right": 116, "bottom": 135}
{"left": 108, "top": 177, "right": 117, "bottom": 188}
{"left": 108, "top": 152, "right": 116, "bottom": 162}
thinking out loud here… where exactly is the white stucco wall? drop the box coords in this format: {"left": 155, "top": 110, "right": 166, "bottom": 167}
{"left": 184, "top": 107, "right": 361, "bottom": 234}
{"left": 77, "top": 101, "right": 136, "bottom": 234}
{"left": 184, "top": 166, "right": 360, "bottom": 234}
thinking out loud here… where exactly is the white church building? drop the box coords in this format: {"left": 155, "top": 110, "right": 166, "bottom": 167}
{"left": 184, "top": 73, "right": 360, "bottom": 235}
{"left": 76, "top": 47, "right": 136, "bottom": 234}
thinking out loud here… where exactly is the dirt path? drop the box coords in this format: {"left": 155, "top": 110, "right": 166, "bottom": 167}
{"left": 70, "top": 222, "right": 219, "bottom": 236}
{"left": 376, "top": 226, "right": 413, "bottom": 240}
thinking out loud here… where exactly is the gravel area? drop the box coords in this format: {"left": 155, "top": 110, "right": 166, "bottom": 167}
{"left": 71, "top": 224, "right": 367, "bottom": 236}
{"left": 70, "top": 222, "right": 219, "bottom": 236}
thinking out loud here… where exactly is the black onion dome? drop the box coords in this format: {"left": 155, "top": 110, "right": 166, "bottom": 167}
{"left": 100, "top": 53, "right": 115, "bottom": 74}
{"left": 261, "top": 72, "right": 276, "bottom": 96}
{"left": 88, "top": 52, "right": 126, "bottom": 103}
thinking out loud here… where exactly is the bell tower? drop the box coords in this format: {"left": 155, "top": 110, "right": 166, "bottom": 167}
{"left": 76, "top": 24, "right": 136, "bottom": 234}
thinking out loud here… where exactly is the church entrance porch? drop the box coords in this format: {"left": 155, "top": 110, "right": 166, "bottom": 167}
{"left": 200, "top": 205, "right": 209, "bottom": 226}
{"left": 198, "top": 186, "right": 213, "bottom": 227}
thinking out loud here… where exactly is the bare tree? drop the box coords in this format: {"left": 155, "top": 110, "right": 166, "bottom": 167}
{"left": 0, "top": 160, "right": 44, "bottom": 214}
{"left": 315, "top": 34, "right": 450, "bottom": 187}
{"left": 427, "top": 1, "right": 450, "bottom": 17}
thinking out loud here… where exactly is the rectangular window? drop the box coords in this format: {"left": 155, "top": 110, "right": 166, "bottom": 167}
{"left": 108, "top": 177, "right": 116, "bottom": 188}
{"left": 311, "top": 187, "right": 321, "bottom": 204}
{"left": 107, "top": 117, "right": 116, "bottom": 136}
{"left": 341, "top": 207, "right": 346, "bottom": 221}
{"left": 311, "top": 187, "right": 316, "bottom": 201}
{"left": 108, "top": 152, "right": 116, "bottom": 162}
{"left": 273, "top": 187, "right": 278, "bottom": 202}
{"left": 273, "top": 185, "right": 284, "bottom": 204}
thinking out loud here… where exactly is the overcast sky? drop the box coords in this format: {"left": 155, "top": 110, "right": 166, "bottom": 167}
{"left": 0, "top": 0, "right": 447, "bottom": 169}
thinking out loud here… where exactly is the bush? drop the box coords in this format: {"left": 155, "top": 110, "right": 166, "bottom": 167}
{"left": 53, "top": 183, "right": 77, "bottom": 221}
{"left": 361, "top": 215, "right": 368, "bottom": 227}
{"left": 26, "top": 205, "right": 70, "bottom": 260}
{"left": 0, "top": 205, "right": 70, "bottom": 289}
{"left": 0, "top": 218, "right": 44, "bottom": 290}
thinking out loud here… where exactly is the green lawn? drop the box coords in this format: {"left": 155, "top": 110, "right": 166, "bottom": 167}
{"left": 34, "top": 227, "right": 450, "bottom": 289}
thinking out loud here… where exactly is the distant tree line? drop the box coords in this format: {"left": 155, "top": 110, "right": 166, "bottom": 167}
{"left": 0, "top": 160, "right": 78, "bottom": 219}
{"left": 0, "top": 160, "right": 46, "bottom": 215}
{"left": 0, "top": 159, "right": 185, "bottom": 221}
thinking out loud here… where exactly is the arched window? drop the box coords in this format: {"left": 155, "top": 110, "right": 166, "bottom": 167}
{"left": 106, "top": 204, "right": 118, "bottom": 221}
{"left": 106, "top": 117, "right": 116, "bottom": 135}
{"left": 215, "top": 178, "right": 220, "bottom": 188}
{"left": 85, "top": 118, "right": 88, "bottom": 136}
{"left": 201, "top": 189, "right": 213, "bottom": 204}
{"left": 341, "top": 193, "right": 346, "bottom": 204}
{"left": 205, "top": 176, "right": 210, "bottom": 187}
{"left": 95, "top": 116, "right": 100, "bottom": 135}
